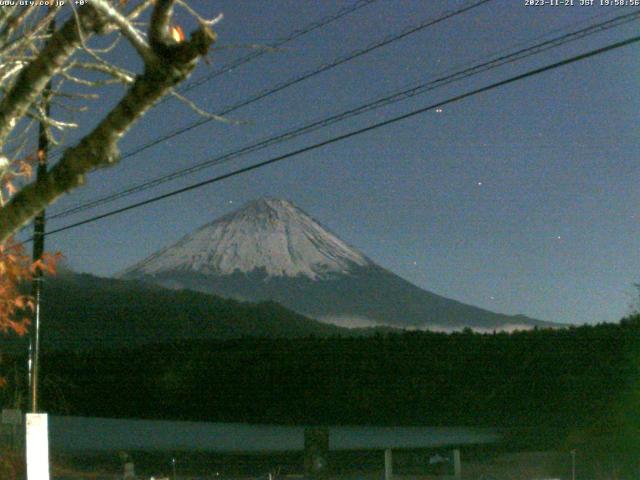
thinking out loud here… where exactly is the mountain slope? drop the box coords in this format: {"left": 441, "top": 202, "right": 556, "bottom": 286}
{"left": 142, "top": 266, "right": 547, "bottom": 330}
{"left": 122, "top": 198, "right": 555, "bottom": 331}
{"left": 1, "top": 272, "right": 346, "bottom": 352}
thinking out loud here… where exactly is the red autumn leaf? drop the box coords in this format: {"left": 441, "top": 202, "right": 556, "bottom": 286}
{"left": 13, "top": 296, "right": 25, "bottom": 309}
{"left": 0, "top": 238, "right": 60, "bottom": 359}
{"left": 18, "top": 161, "right": 33, "bottom": 177}
{"left": 4, "top": 181, "right": 17, "bottom": 195}
{"left": 170, "top": 25, "right": 186, "bottom": 43}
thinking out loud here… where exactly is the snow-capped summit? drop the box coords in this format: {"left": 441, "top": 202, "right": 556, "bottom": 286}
{"left": 121, "top": 197, "right": 556, "bottom": 332}
{"left": 121, "top": 198, "right": 371, "bottom": 280}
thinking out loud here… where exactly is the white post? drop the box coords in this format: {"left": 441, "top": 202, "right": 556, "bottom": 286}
{"left": 384, "top": 448, "right": 393, "bottom": 480}
{"left": 26, "top": 413, "right": 50, "bottom": 480}
{"left": 453, "top": 449, "right": 461, "bottom": 479}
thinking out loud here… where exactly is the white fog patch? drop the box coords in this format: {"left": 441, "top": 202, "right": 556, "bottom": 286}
{"left": 417, "top": 323, "right": 537, "bottom": 334}
{"left": 317, "top": 316, "right": 539, "bottom": 334}
{"left": 318, "top": 315, "right": 382, "bottom": 329}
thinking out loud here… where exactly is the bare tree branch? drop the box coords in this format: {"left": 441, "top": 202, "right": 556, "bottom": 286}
{"left": 176, "top": 1, "right": 223, "bottom": 28}
{"left": 126, "top": 0, "right": 155, "bottom": 23}
{"left": 90, "top": 0, "right": 154, "bottom": 63}
{"left": 69, "top": 61, "right": 135, "bottom": 84}
{"left": 0, "top": 6, "right": 38, "bottom": 46}
{"left": 150, "top": 0, "right": 177, "bottom": 47}
{"left": 0, "top": 4, "right": 216, "bottom": 243}
{"left": 0, "top": 6, "right": 59, "bottom": 57}
{"left": 0, "top": 4, "right": 106, "bottom": 146}
{"left": 170, "top": 89, "right": 240, "bottom": 125}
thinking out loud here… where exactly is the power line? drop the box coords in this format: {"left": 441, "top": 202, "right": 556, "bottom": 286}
{"left": 177, "top": 0, "right": 379, "bottom": 95}
{"left": 39, "top": 33, "right": 640, "bottom": 240}
{"left": 49, "top": 0, "right": 493, "bottom": 165}
{"left": 45, "top": 0, "right": 379, "bottom": 161}
{"left": 48, "top": 8, "right": 640, "bottom": 220}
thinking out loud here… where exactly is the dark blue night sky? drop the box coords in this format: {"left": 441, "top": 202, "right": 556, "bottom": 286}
{"left": 38, "top": 0, "right": 640, "bottom": 325}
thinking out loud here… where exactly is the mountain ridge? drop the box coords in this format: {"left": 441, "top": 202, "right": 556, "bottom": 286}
{"left": 122, "top": 198, "right": 557, "bottom": 331}
{"left": 0, "top": 271, "right": 351, "bottom": 352}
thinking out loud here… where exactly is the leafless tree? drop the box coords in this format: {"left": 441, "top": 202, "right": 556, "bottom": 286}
{"left": 0, "top": 0, "right": 219, "bottom": 243}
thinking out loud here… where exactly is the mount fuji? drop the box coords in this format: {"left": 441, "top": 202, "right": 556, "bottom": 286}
{"left": 120, "top": 198, "right": 554, "bottom": 331}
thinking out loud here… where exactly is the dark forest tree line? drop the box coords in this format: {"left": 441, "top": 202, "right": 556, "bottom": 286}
{"left": 0, "top": 316, "right": 634, "bottom": 431}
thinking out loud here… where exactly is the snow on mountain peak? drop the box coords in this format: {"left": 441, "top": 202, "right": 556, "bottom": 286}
{"left": 122, "top": 198, "right": 371, "bottom": 280}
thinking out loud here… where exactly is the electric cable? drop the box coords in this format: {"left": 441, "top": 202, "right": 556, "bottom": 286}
{"left": 48, "top": 8, "right": 640, "bottom": 221}
{"left": 48, "top": 0, "right": 493, "bottom": 166}
{"left": 44, "top": 0, "right": 380, "bottom": 160}
{"left": 35, "top": 33, "right": 640, "bottom": 240}
{"left": 177, "top": 0, "right": 380, "bottom": 94}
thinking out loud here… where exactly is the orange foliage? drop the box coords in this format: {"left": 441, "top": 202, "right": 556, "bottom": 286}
{"left": 0, "top": 238, "right": 60, "bottom": 337}
{"left": 1, "top": 151, "right": 60, "bottom": 341}
{"left": 170, "top": 25, "right": 186, "bottom": 43}
{"left": 0, "top": 155, "right": 35, "bottom": 205}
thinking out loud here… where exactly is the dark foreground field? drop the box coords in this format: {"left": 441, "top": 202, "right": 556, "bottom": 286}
{"left": 49, "top": 450, "right": 573, "bottom": 480}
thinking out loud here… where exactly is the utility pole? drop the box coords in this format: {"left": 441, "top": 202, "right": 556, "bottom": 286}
{"left": 28, "top": 78, "right": 50, "bottom": 413}
{"left": 26, "top": 17, "right": 55, "bottom": 480}
{"left": 28, "top": 16, "right": 55, "bottom": 415}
